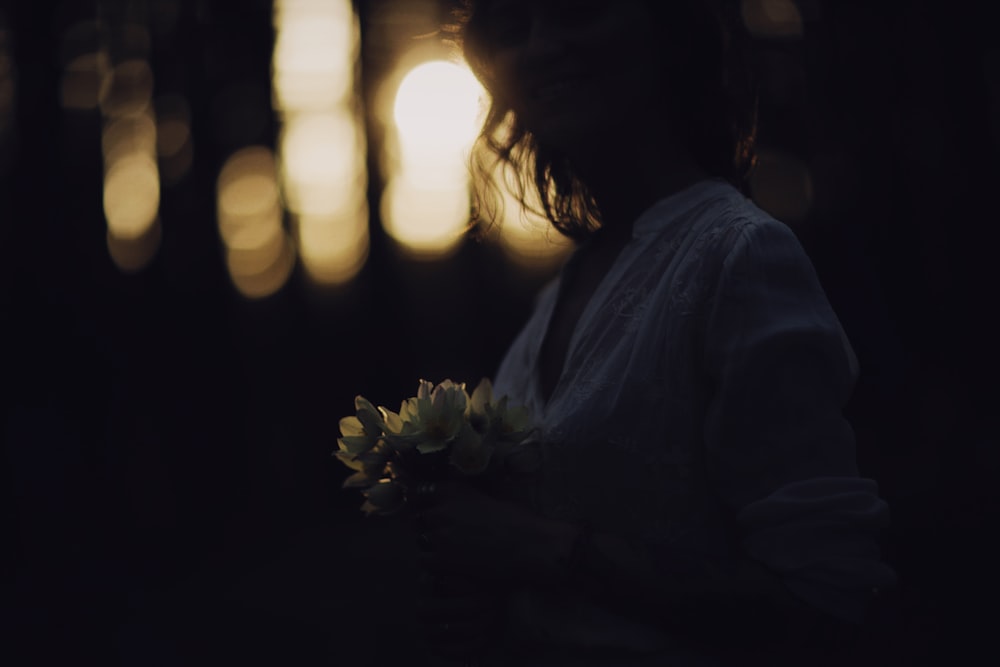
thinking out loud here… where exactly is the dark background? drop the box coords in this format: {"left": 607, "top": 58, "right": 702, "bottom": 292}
{"left": 2, "top": 1, "right": 997, "bottom": 665}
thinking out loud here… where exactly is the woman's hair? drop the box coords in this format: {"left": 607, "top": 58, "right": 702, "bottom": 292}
{"left": 449, "top": 0, "right": 758, "bottom": 242}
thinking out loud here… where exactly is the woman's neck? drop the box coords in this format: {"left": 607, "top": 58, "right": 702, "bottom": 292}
{"left": 572, "top": 135, "right": 709, "bottom": 240}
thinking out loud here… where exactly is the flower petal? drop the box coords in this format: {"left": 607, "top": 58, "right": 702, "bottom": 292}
{"left": 334, "top": 450, "right": 364, "bottom": 472}
{"left": 470, "top": 378, "right": 492, "bottom": 416}
{"left": 365, "top": 481, "right": 405, "bottom": 512}
{"left": 415, "top": 439, "right": 449, "bottom": 455}
{"left": 339, "top": 434, "right": 377, "bottom": 455}
{"left": 339, "top": 415, "right": 365, "bottom": 438}
{"left": 417, "top": 380, "right": 433, "bottom": 400}
{"left": 449, "top": 423, "right": 493, "bottom": 475}
{"left": 356, "top": 405, "right": 383, "bottom": 436}
{"left": 355, "top": 395, "right": 379, "bottom": 415}
{"left": 342, "top": 471, "right": 377, "bottom": 489}
{"left": 381, "top": 408, "right": 404, "bottom": 435}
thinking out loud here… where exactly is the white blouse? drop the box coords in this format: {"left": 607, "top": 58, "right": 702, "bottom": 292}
{"left": 490, "top": 178, "right": 896, "bottom": 663}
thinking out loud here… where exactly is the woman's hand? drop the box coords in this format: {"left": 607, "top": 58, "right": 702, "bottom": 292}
{"left": 416, "top": 480, "right": 577, "bottom": 587}
{"left": 413, "top": 480, "right": 576, "bottom": 661}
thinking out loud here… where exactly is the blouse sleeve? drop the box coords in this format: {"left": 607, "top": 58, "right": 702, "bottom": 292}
{"left": 702, "top": 217, "right": 896, "bottom": 623}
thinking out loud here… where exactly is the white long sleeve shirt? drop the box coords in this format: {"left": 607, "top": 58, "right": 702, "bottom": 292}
{"left": 490, "top": 178, "right": 896, "bottom": 663}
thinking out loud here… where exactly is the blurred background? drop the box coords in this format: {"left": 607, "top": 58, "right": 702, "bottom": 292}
{"left": 1, "top": 0, "right": 996, "bottom": 665}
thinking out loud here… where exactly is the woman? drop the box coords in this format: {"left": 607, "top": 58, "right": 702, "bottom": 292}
{"left": 415, "top": 1, "right": 896, "bottom": 664}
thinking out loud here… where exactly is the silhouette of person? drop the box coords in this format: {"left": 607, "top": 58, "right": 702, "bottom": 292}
{"left": 415, "top": 1, "right": 896, "bottom": 664}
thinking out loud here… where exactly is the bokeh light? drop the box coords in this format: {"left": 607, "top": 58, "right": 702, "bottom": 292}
{"left": 60, "top": 52, "right": 111, "bottom": 111}
{"left": 217, "top": 146, "right": 293, "bottom": 298}
{"left": 102, "top": 112, "right": 157, "bottom": 166}
{"left": 155, "top": 94, "right": 193, "bottom": 185}
{"left": 58, "top": 20, "right": 110, "bottom": 112}
{"left": 381, "top": 175, "right": 470, "bottom": 255}
{"left": 104, "top": 152, "right": 160, "bottom": 241}
{"left": 393, "top": 61, "right": 484, "bottom": 174}
{"left": 382, "top": 59, "right": 485, "bottom": 259}
{"left": 100, "top": 59, "right": 155, "bottom": 118}
{"left": 87, "top": 19, "right": 161, "bottom": 273}
{"left": 475, "top": 123, "right": 572, "bottom": 269}
{"left": 741, "top": 0, "right": 804, "bottom": 39}
{"left": 279, "top": 112, "right": 365, "bottom": 218}
{"left": 101, "top": 104, "right": 161, "bottom": 259}
{"left": 226, "top": 231, "right": 297, "bottom": 300}
{"left": 296, "top": 212, "right": 369, "bottom": 285}
{"left": 272, "top": 0, "right": 356, "bottom": 111}
{"left": 106, "top": 218, "right": 161, "bottom": 274}
{"left": 272, "top": 0, "right": 368, "bottom": 287}
{"left": 494, "top": 185, "right": 573, "bottom": 270}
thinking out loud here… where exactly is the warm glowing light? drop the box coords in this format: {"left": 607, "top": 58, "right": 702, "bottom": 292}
{"left": 217, "top": 156, "right": 283, "bottom": 244}
{"left": 393, "top": 60, "right": 484, "bottom": 171}
{"left": 107, "top": 218, "right": 161, "bottom": 273}
{"left": 100, "top": 59, "right": 154, "bottom": 117}
{"left": 272, "top": 0, "right": 368, "bottom": 286}
{"left": 218, "top": 146, "right": 293, "bottom": 297}
{"left": 382, "top": 59, "right": 484, "bottom": 258}
{"left": 226, "top": 223, "right": 286, "bottom": 276}
{"left": 104, "top": 152, "right": 160, "bottom": 240}
{"left": 103, "top": 111, "right": 157, "bottom": 166}
{"left": 297, "top": 211, "right": 369, "bottom": 285}
{"left": 381, "top": 175, "right": 469, "bottom": 258}
{"left": 156, "top": 118, "right": 189, "bottom": 156}
{"left": 59, "top": 20, "right": 113, "bottom": 113}
{"left": 272, "top": 0, "right": 356, "bottom": 111}
{"left": 497, "top": 201, "right": 573, "bottom": 270}
{"left": 60, "top": 52, "right": 111, "bottom": 110}
{"left": 279, "top": 112, "right": 365, "bottom": 217}
{"left": 220, "top": 173, "right": 280, "bottom": 220}
{"left": 155, "top": 95, "right": 190, "bottom": 155}
{"left": 741, "top": 0, "right": 804, "bottom": 39}
{"left": 477, "top": 155, "right": 573, "bottom": 269}
{"left": 155, "top": 95, "right": 193, "bottom": 184}
{"left": 227, "top": 233, "right": 296, "bottom": 299}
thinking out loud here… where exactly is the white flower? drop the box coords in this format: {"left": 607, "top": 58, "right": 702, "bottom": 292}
{"left": 335, "top": 377, "right": 536, "bottom": 516}
{"left": 337, "top": 396, "right": 385, "bottom": 455}
{"left": 336, "top": 439, "right": 391, "bottom": 489}
{"left": 392, "top": 379, "right": 470, "bottom": 454}
{"left": 448, "top": 422, "right": 493, "bottom": 475}
{"left": 468, "top": 378, "right": 532, "bottom": 444}
{"left": 362, "top": 480, "right": 405, "bottom": 516}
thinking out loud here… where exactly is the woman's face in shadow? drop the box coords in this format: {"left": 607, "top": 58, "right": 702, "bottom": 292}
{"left": 481, "top": 0, "right": 666, "bottom": 157}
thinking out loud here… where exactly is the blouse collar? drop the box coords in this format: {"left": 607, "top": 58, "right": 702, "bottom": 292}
{"left": 630, "top": 178, "right": 738, "bottom": 239}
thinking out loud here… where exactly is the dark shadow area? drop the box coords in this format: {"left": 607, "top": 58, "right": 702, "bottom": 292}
{"left": 2, "top": 1, "right": 996, "bottom": 665}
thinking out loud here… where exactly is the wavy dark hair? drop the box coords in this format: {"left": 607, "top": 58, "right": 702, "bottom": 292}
{"left": 448, "top": 0, "right": 758, "bottom": 242}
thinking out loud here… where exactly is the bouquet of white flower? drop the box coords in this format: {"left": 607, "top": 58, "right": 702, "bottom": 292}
{"left": 334, "top": 378, "right": 534, "bottom": 515}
